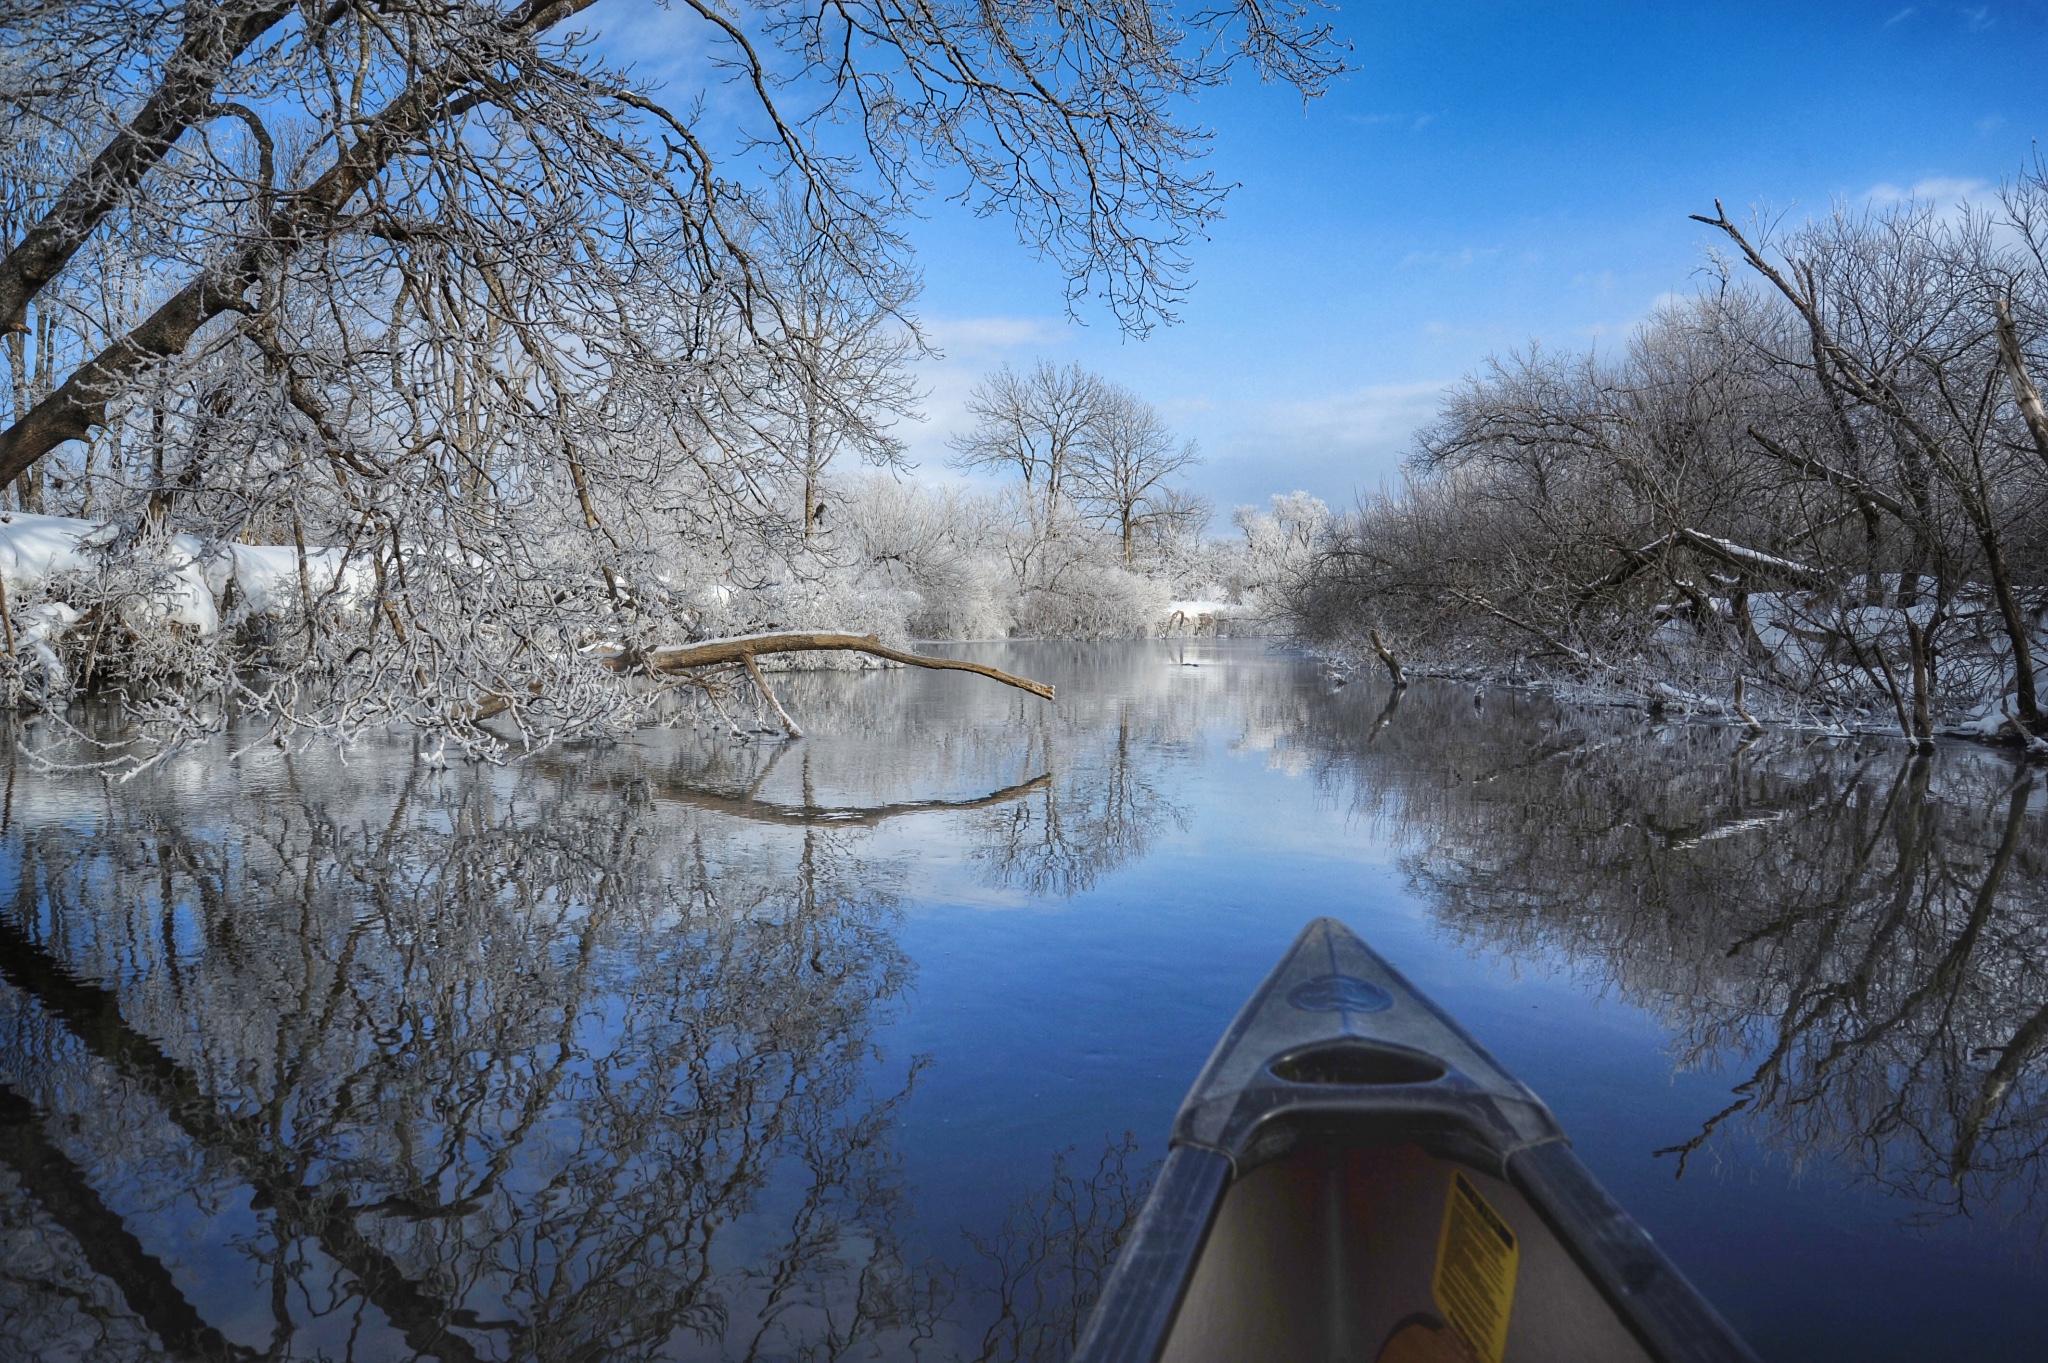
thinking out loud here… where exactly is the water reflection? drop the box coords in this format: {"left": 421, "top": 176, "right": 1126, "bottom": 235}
{"left": 1302, "top": 680, "right": 2048, "bottom": 1216}
{"left": 0, "top": 643, "right": 2042, "bottom": 1360}
{"left": 0, "top": 759, "right": 938, "bottom": 1360}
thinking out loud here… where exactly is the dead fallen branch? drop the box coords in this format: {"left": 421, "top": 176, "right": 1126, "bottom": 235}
{"left": 465, "top": 632, "right": 1054, "bottom": 734}
{"left": 627, "top": 631, "right": 1056, "bottom": 701}
{"left": 1369, "top": 628, "right": 1407, "bottom": 689}
{"left": 630, "top": 631, "right": 1052, "bottom": 739}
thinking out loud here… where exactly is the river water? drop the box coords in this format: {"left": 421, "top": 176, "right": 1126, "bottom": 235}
{"left": 0, "top": 640, "right": 2043, "bottom": 1361}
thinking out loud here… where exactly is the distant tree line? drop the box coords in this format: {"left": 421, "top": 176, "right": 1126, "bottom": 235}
{"left": 1296, "top": 178, "right": 2048, "bottom": 746}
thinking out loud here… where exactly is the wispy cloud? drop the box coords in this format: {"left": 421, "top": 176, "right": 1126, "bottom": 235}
{"left": 1571, "top": 269, "right": 1620, "bottom": 297}
{"left": 896, "top": 314, "right": 1080, "bottom": 471}
{"left": 1345, "top": 112, "right": 1438, "bottom": 133}
{"left": 1223, "top": 381, "right": 1452, "bottom": 492}
{"left": 1883, "top": 6, "right": 1917, "bottom": 26}
{"left": 922, "top": 314, "right": 1070, "bottom": 356}
{"left": 1960, "top": 5, "right": 1992, "bottom": 31}
{"left": 1864, "top": 175, "right": 1987, "bottom": 207}
{"left": 1401, "top": 245, "right": 1500, "bottom": 269}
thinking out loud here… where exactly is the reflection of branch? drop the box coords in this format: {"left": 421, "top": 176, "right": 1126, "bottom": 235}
{"left": 1652, "top": 1093, "right": 1753, "bottom": 1179}
{"left": 1352, "top": 684, "right": 2048, "bottom": 1211}
{"left": 0, "top": 1083, "right": 249, "bottom": 1361}
{"left": 1954, "top": 997, "right": 2048, "bottom": 1177}
{"left": 1801, "top": 775, "right": 2031, "bottom": 1091}
{"left": 969, "top": 1135, "right": 1155, "bottom": 1363}
{"left": 656, "top": 772, "right": 1053, "bottom": 827}
{"left": 0, "top": 915, "right": 485, "bottom": 1363}
{"left": 1366, "top": 686, "right": 1402, "bottom": 747}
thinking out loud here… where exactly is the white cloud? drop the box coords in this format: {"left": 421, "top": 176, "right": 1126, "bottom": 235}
{"left": 1570, "top": 269, "right": 1620, "bottom": 297}
{"left": 922, "top": 314, "right": 1071, "bottom": 356}
{"left": 1402, "top": 245, "right": 1500, "bottom": 269}
{"left": 1864, "top": 175, "right": 1987, "bottom": 207}
{"left": 1215, "top": 381, "right": 1452, "bottom": 497}
{"left": 1346, "top": 112, "right": 1439, "bottom": 132}
{"left": 1883, "top": 6, "right": 1917, "bottom": 26}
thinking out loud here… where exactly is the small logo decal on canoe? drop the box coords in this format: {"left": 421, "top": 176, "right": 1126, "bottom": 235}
{"left": 1432, "top": 1170, "right": 1520, "bottom": 1363}
{"left": 1287, "top": 974, "right": 1393, "bottom": 1013}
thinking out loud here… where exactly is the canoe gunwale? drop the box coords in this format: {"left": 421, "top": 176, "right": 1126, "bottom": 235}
{"left": 1070, "top": 920, "right": 1765, "bottom": 1363}
{"left": 1507, "top": 1140, "right": 1763, "bottom": 1363}
{"left": 1067, "top": 1145, "right": 1230, "bottom": 1363}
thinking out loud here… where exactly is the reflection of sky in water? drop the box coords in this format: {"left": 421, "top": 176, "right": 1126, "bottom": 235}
{"left": 0, "top": 640, "right": 2043, "bottom": 1361}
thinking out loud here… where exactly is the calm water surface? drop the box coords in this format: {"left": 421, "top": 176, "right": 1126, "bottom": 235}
{"left": 0, "top": 640, "right": 2044, "bottom": 1360}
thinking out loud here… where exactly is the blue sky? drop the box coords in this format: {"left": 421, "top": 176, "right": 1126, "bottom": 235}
{"left": 605, "top": 2, "right": 2048, "bottom": 519}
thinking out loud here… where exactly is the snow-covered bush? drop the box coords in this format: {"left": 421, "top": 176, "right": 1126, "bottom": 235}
{"left": 1224, "top": 492, "right": 1330, "bottom": 630}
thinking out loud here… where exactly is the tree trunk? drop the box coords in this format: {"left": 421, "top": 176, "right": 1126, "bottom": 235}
{"left": 1369, "top": 628, "right": 1406, "bottom": 688}
{"left": 1976, "top": 525, "right": 2044, "bottom": 734}
{"left": 1994, "top": 298, "right": 2048, "bottom": 475}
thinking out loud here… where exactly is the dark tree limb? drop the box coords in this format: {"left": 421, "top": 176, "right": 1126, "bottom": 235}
{"left": 0, "top": 0, "right": 602, "bottom": 485}
{"left": 0, "top": 0, "right": 298, "bottom": 335}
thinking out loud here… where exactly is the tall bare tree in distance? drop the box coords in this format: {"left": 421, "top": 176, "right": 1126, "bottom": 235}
{"left": 1072, "top": 384, "right": 1204, "bottom": 564}
{"left": 949, "top": 362, "right": 1111, "bottom": 523}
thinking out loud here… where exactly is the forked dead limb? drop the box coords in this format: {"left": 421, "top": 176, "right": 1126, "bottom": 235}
{"left": 617, "top": 631, "right": 1055, "bottom": 739}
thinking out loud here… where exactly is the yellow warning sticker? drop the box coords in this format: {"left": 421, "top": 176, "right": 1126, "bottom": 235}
{"left": 1432, "top": 1170, "right": 1520, "bottom": 1363}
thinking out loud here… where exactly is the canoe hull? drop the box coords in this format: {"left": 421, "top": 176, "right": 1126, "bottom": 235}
{"left": 1072, "top": 920, "right": 1760, "bottom": 1363}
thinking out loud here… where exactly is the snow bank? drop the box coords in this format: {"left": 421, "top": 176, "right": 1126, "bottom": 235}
{"left": 0, "top": 512, "right": 367, "bottom": 640}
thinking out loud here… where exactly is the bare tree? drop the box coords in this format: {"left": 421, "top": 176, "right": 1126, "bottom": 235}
{"left": 1296, "top": 185, "right": 2048, "bottom": 745}
{"left": 1070, "top": 384, "right": 1202, "bottom": 564}
{"left": 950, "top": 361, "right": 1110, "bottom": 521}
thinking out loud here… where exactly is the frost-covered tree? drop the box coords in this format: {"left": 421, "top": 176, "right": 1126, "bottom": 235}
{"left": 1070, "top": 383, "right": 1204, "bottom": 565}
{"left": 1298, "top": 186, "right": 2048, "bottom": 745}
{"left": 0, "top": 0, "right": 1344, "bottom": 756}
{"left": 1229, "top": 491, "right": 1329, "bottom": 627}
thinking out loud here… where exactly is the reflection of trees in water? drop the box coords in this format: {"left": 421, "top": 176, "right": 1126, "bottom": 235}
{"left": 966, "top": 1136, "right": 1153, "bottom": 1363}
{"left": 0, "top": 644, "right": 1373, "bottom": 1359}
{"left": 965, "top": 709, "right": 1186, "bottom": 899}
{"left": 633, "top": 644, "right": 1275, "bottom": 899}
{"left": 0, "top": 754, "right": 942, "bottom": 1360}
{"left": 1306, "top": 679, "right": 2048, "bottom": 1215}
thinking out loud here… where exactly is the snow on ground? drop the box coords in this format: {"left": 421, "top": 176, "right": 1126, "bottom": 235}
{"left": 0, "top": 513, "right": 364, "bottom": 638}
